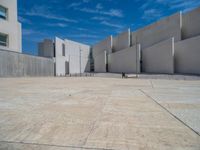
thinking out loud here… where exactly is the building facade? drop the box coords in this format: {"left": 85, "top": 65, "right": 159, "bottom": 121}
{"left": 93, "top": 7, "right": 200, "bottom": 75}
{"left": 0, "top": 0, "right": 21, "bottom": 52}
{"left": 38, "top": 37, "right": 91, "bottom": 76}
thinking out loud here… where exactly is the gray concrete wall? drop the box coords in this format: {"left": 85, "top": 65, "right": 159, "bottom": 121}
{"left": 94, "top": 51, "right": 107, "bottom": 73}
{"left": 93, "top": 36, "right": 112, "bottom": 57}
{"left": 108, "top": 44, "right": 141, "bottom": 73}
{"left": 38, "top": 39, "right": 54, "bottom": 58}
{"left": 182, "top": 7, "right": 200, "bottom": 40}
{"left": 0, "top": 49, "right": 54, "bottom": 77}
{"left": 175, "top": 35, "right": 200, "bottom": 75}
{"left": 142, "top": 38, "right": 174, "bottom": 74}
{"left": 113, "top": 29, "right": 130, "bottom": 52}
{"left": 132, "top": 13, "right": 181, "bottom": 50}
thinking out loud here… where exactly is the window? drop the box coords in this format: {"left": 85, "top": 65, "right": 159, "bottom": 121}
{"left": 62, "top": 43, "right": 65, "bottom": 56}
{"left": 0, "top": 5, "right": 7, "bottom": 20}
{"left": 0, "top": 33, "right": 8, "bottom": 47}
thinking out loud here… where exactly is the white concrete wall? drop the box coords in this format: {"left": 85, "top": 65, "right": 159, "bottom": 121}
{"left": 55, "top": 37, "right": 90, "bottom": 76}
{"left": 93, "top": 36, "right": 112, "bottom": 57}
{"left": 142, "top": 38, "right": 174, "bottom": 74}
{"left": 175, "top": 35, "right": 200, "bottom": 75}
{"left": 113, "top": 29, "right": 130, "bottom": 52}
{"left": 55, "top": 37, "right": 68, "bottom": 76}
{"left": 0, "top": 0, "right": 22, "bottom": 52}
{"left": 94, "top": 51, "right": 107, "bottom": 73}
{"left": 65, "top": 39, "right": 90, "bottom": 74}
{"left": 108, "top": 44, "right": 141, "bottom": 73}
{"left": 132, "top": 13, "right": 181, "bottom": 50}
{"left": 182, "top": 7, "right": 200, "bottom": 40}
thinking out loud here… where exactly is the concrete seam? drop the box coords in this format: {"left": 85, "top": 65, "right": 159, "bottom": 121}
{"left": 82, "top": 97, "right": 109, "bottom": 146}
{"left": 0, "top": 140, "right": 115, "bottom": 150}
{"left": 139, "top": 89, "right": 200, "bottom": 137}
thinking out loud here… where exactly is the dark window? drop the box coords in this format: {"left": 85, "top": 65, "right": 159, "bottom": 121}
{"left": 0, "top": 33, "right": 8, "bottom": 47}
{"left": 62, "top": 43, "right": 65, "bottom": 56}
{"left": 0, "top": 5, "right": 7, "bottom": 20}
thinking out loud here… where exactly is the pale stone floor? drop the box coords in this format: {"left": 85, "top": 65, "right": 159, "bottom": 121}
{"left": 0, "top": 77, "right": 199, "bottom": 150}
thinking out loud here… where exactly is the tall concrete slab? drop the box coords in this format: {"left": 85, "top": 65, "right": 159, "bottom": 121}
{"left": 108, "top": 44, "right": 141, "bottom": 73}
{"left": 113, "top": 29, "right": 130, "bottom": 52}
{"left": 55, "top": 37, "right": 90, "bottom": 75}
{"left": 142, "top": 38, "right": 174, "bottom": 74}
{"left": 65, "top": 39, "right": 90, "bottom": 74}
{"left": 182, "top": 7, "right": 200, "bottom": 40}
{"left": 93, "top": 36, "right": 112, "bottom": 57}
{"left": 175, "top": 35, "right": 200, "bottom": 75}
{"left": 0, "top": 49, "right": 54, "bottom": 77}
{"left": 55, "top": 37, "right": 68, "bottom": 76}
{"left": 132, "top": 13, "right": 181, "bottom": 50}
{"left": 94, "top": 51, "right": 107, "bottom": 73}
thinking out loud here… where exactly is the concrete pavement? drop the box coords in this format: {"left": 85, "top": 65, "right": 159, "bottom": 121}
{"left": 0, "top": 77, "right": 199, "bottom": 150}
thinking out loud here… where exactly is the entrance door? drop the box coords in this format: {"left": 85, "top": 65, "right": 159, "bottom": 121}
{"left": 65, "top": 61, "right": 69, "bottom": 75}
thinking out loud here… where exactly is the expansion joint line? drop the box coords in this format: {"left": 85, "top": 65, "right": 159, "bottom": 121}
{"left": 139, "top": 89, "right": 200, "bottom": 137}
{"left": 0, "top": 140, "right": 115, "bottom": 150}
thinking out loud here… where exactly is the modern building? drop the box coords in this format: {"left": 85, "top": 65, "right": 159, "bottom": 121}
{"left": 38, "top": 37, "right": 91, "bottom": 76}
{"left": 0, "top": 0, "right": 22, "bottom": 52}
{"left": 93, "top": 7, "right": 200, "bottom": 75}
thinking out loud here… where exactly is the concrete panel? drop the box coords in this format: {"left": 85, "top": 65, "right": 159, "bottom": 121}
{"left": 55, "top": 37, "right": 69, "bottom": 76}
{"left": 69, "top": 55, "right": 80, "bottom": 74}
{"left": 142, "top": 38, "right": 174, "bottom": 74}
{"left": 0, "top": 49, "right": 54, "bottom": 77}
{"left": 55, "top": 37, "right": 90, "bottom": 75}
{"left": 94, "top": 51, "right": 107, "bottom": 73}
{"left": 113, "top": 29, "right": 130, "bottom": 52}
{"left": 175, "top": 35, "right": 200, "bottom": 75}
{"left": 93, "top": 36, "right": 112, "bottom": 57}
{"left": 132, "top": 13, "right": 181, "bottom": 50}
{"left": 182, "top": 7, "right": 200, "bottom": 40}
{"left": 108, "top": 44, "right": 141, "bottom": 73}
{"left": 81, "top": 57, "right": 90, "bottom": 73}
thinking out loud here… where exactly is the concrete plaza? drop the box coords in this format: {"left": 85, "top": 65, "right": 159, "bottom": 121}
{"left": 0, "top": 77, "right": 200, "bottom": 150}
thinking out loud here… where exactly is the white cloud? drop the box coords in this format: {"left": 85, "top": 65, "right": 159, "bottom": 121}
{"left": 142, "top": 8, "right": 162, "bottom": 20}
{"left": 26, "top": 5, "right": 78, "bottom": 23}
{"left": 77, "top": 7, "right": 123, "bottom": 17}
{"left": 46, "top": 23, "right": 68, "bottom": 27}
{"left": 101, "top": 21, "right": 123, "bottom": 28}
{"left": 68, "top": 34, "right": 99, "bottom": 39}
{"left": 68, "top": 2, "right": 82, "bottom": 9}
{"left": 18, "top": 16, "right": 32, "bottom": 24}
{"left": 96, "top": 3, "right": 103, "bottom": 10}
{"left": 91, "top": 16, "right": 108, "bottom": 21}
{"left": 22, "top": 29, "right": 36, "bottom": 36}
{"left": 156, "top": 0, "right": 200, "bottom": 12}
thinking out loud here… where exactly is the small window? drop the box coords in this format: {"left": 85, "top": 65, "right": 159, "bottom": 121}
{"left": 0, "top": 33, "right": 8, "bottom": 47}
{"left": 62, "top": 43, "right": 65, "bottom": 56}
{"left": 0, "top": 5, "right": 7, "bottom": 20}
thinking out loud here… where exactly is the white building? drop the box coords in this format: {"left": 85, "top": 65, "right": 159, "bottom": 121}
{"left": 38, "top": 37, "right": 91, "bottom": 76}
{"left": 0, "top": 0, "right": 21, "bottom": 52}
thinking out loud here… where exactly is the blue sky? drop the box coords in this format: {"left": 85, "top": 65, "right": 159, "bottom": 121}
{"left": 18, "top": 0, "right": 200, "bottom": 55}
